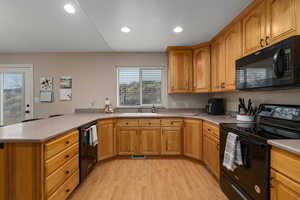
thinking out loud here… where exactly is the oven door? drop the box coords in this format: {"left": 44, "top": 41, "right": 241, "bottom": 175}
{"left": 236, "top": 41, "right": 294, "bottom": 90}
{"left": 220, "top": 128, "right": 270, "bottom": 200}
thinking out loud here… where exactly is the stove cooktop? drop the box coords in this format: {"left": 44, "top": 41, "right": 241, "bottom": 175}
{"left": 221, "top": 122, "right": 300, "bottom": 141}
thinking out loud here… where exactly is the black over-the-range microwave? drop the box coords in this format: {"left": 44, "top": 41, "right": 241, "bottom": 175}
{"left": 236, "top": 36, "right": 300, "bottom": 90}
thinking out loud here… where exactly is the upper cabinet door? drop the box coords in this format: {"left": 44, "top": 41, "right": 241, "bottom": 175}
{"left": 224, "top": 21, "right": 242, "bottom": 91}
{"left": 168, "top": 49, "right": 193, "bottom": 93}
{"left": 211, "top": 36, "right": 225, "bottom": 92}
{"left": 193, "top": 46, "right": 211, "bottom": 93}
{"left": 243, "top": 1, "right": 267, "bottom": 56}
{"left": 266, "top": 0, "right": 296, "bottom": 45}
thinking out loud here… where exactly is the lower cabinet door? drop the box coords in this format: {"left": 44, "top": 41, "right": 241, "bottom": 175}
{"left": 271, "top": 169, "right": 300, "bottom": 200}
{"left": 161, "top": 127, "right": 182, "bottom": 155}
{"left": 118, "top": 127, "right": 139, "bottom": 155}
{"left": 140, "top": 127, "right": 161, "bottom": 155}
{"left": 97, "top": 120, "right": 114, "bottom": 160}
{"left": 184, "top": 119, "right": 203, "bottom": 160}
{"left": 203, "top": 133, "right": 220, "bottom": 179}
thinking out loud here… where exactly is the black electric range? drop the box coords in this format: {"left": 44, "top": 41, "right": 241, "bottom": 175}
{"left": 220, "top": 104, "right": 300, "bottom": 200}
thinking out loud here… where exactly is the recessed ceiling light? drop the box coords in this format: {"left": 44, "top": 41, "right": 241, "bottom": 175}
{"left": 121, "top": 26, "right": 131, "bottom": 33}
{"left": 173, "top": 26, "right": 183, "bottom": 33}
{"left": 64, "top": 4, "right": 76, "bottom": 14}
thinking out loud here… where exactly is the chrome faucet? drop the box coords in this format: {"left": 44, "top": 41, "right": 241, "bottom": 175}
{"left": 137, "top": 104, "right": 143, "bottom": 113}
{"left": 151, "top": 104, "right": 157, "bottom": 113}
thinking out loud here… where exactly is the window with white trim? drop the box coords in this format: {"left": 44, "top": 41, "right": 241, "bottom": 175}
{"left": 117, "top": 67, "right": 163, "bottom": 107}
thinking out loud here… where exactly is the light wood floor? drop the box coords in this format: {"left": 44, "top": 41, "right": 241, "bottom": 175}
{"left": 69, "top": 158, "right": 228, "bottom": 200}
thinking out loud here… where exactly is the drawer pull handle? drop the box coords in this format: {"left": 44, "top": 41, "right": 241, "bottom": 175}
{"left": 149, "top": 122, "right": 151, "bottom": 125}
{"left": 65, "top": 141, "right": 70, "bottom": 145}
{"left": 208, "top": 128, "right": 211, "bottom": 131}
{"left": 171, "top": 122, "right": 174, "bottom": 125}
{"left": 65, "top": 170, "right": 70, "bottom": 174}
{"left": 66, "top": 189, "right": 70, "bottom": 193}
{"left": 65, "top": 155, "right": 70, "bottom": 159}
{"left": 126, "top": 122, "right": 129, "bottom": 125}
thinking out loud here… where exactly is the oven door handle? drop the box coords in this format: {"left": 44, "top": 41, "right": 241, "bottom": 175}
{"left": 238, "top": 136, "right": 268, "bottom": 148}
{"left": 231, "top": 184, "right": 249, "bottom": 200}
{"left": 273, "top": 48, "right": 285, "bottom": 78}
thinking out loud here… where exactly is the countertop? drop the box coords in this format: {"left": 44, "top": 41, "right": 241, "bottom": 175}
{"left": 0, "top": 112, "right": 239, "bottom": 143}
{"left": 268, "top": 140, "right": 300, "bottom": 156}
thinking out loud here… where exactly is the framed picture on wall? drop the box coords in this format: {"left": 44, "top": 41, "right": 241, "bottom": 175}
{"left": 59, "top": 76, "right": 72, "bottom": 101}
{"left": 60, "top": 76, "right": 72, "bottom": 88}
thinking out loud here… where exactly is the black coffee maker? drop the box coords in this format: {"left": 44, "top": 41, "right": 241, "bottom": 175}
{"left": 206, "top": 98, "right": 225, "bottom": 115}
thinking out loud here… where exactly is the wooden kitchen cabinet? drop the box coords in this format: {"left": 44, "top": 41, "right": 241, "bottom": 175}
{"left": 203, "top": 122, "right": 220, "bottom": 179}
{"left": 266, "top": 0, "right": 297, "bottom": 45}
{"left": 193, "top": 44, "right": 211, "bottom": 93}
{"left": 161, "top": 127, "right": 182, "bottom": 155}
{"left": 243, "top": 0, "right": 297, "bottom": 56}
{"left": 270, "top": 169, "right": 300, "bottom": 200}
{"left": 97, "top": 119, "right": 115, "bottom": 161}
{"left": 0, "top": 144, "right": 8, "bottom": 200}
{"left": 183, "top": 119, "right": 203, "bottom": 160}
{"left": 224, "top": 21, "right": 242, "bottom": 91}
{"left": 243, "top": 0, "right": 267, "bottom": 55}
{"left": 117, "top": 127, "right": 139, "bottom": 155}
{"left": 0, "top": 130, "right": 80, "bottom": 200}
{"left": 271, "top": 147, "right": 300, "bottom": 200}
{"left": 167, "top": 48, "right": 193, "bottom": 93}
{"left": 211, "top": 36, "right": 225, "bottom": 92}
{"left": 140, "top": 127, "right": 161, "bottom": 155}
{"left": 203, "top": 133, "right": 220, "bottom": 179}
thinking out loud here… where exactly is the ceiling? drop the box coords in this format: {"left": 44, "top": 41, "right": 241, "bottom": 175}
{"left": 0, "top": 0, "right": 252, "bottom": 52}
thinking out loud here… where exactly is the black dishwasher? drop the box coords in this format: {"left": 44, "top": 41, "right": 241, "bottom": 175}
{"left": 79, "top": 121, "right": 98, "bottom": 183}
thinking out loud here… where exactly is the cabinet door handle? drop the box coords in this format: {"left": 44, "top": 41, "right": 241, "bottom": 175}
{"left": 66, "top": 189, "right": 70, "bottom": 193}
{"left": 220, "top": 83, "right": 225, "bottom": 88}
{"left": 65, "top": 154, "right": 70, "bottom": 159}
{"left": 65, "top": 170, "right": 70, "bottom": 175}
{"left": 265, "top": 36, "right": 270, "bottom": 46}
{"left": 65, "top": 141, "right": 70, "bottom": 145}
{"left": 260, "top": 39, "right": 265, "bottom": 47}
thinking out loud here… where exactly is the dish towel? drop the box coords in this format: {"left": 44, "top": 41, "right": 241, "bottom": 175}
{"left": 90, "top": 125, "right": 98, "bottom": 146}
{"left": 235, "top": 140, "right": 243, "bottom": 166}
{"left": 222, "top": 132, "right": 243, "bottom": 171}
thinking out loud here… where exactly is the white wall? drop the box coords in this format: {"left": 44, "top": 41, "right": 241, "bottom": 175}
{"left": 0, "top": 53, "right": 209, "bottom": 118}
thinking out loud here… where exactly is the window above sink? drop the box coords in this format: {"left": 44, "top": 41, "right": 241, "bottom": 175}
{"left": 116, "top": 66, "right": 165, "bottom": 107}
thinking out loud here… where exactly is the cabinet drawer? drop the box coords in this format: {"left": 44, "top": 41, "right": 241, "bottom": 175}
{"left": 46, "top": 155, "right": 79, "bottom": 198}
{"left": 98, "top": 119, "right": 114, "bottom": 125}
{"left": 139, "top": 119, "right": 161, "bottom": 127}
{"left": 203, "top": 121, "right": 219, "bottom": 139}
{"left": 161, "top": 118, "right": 183, "bottom": 127}
{"left": 45, "top": 143, "right": 79, "bottom": 177}
{"left": 271, "top": 147, "right": 300, "bottom": 183}
{"left": 117, "top": 119, "right": 139, "bottom": 127}
{"left": 45, "top": 130, "right": 79, "bottom": 160}
{"left": 48, "top": 170, "right": 79, "bottom": 200}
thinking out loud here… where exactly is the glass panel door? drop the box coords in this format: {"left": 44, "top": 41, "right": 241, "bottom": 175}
{"left": 0, "top": 65, "right": 33, "bottom": 126}
{"left": 3, "top": 73, "right": 25, "bottom": 125}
